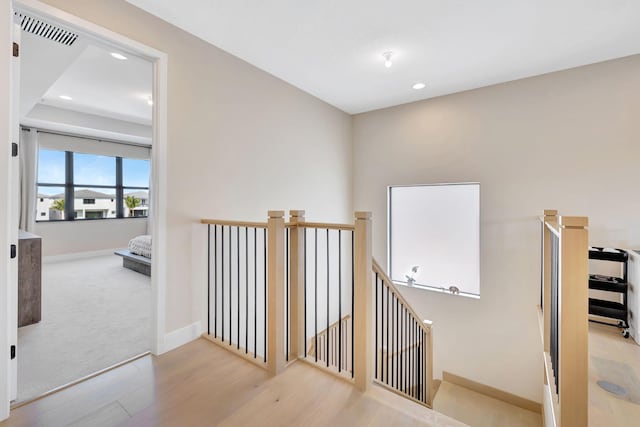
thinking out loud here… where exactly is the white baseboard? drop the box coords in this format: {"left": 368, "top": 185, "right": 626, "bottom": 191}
{"left": 163, "top": 321, "right": 202, "bottom": 353}
{"left": 43, "top": 248, "right": 121, "bottom": 264}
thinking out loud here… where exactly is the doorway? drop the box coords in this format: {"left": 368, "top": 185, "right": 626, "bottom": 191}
{"left": 9, "top": 0, "right": 168, "bottom": 407}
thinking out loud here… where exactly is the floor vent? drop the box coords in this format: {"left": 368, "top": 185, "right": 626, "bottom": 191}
{"left": 14, "top": 12, "right": 79, "bottom": 46}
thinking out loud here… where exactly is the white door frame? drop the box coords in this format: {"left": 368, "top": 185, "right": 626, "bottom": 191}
{"left": 8, "top": 20, "right": 20, "bottom": 405}
{"left": 1, "top": 0, "right": 169, "bottom": 417}
{"left": 1, "top": 0, "right": 15, "bottom": 420}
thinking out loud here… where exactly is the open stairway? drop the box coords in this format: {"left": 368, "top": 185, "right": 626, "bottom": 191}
{"left": 433, "top": 381, "right": 542, "bottom": 427}
{"left": 4, "top": 208, "right": 552, "bottom": 426}
{"left": 194, "top": 209, "right": 550, "bottom": 426}
{"left": 198, "top": 341, "right": 464, "bottom": 427}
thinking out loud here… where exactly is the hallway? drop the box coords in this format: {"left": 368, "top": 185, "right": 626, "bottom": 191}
{"left": 4, "top": 339, "right": 464, "bottom": 427}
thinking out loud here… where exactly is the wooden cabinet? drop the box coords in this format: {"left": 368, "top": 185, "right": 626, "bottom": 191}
{"left": 18, "top": 230, "right": 42, "bottom": 327}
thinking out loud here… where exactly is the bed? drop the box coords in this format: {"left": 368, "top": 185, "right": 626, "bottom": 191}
{"left": 115, "top": 235, "right": 152, "bottom": 276}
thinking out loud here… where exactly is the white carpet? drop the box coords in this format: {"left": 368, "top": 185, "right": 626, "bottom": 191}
{"left": 17, "top": 255, "right": 151, "bottom": 402}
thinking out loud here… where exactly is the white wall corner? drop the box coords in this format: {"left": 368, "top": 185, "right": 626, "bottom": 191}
{"left": 191, "top": 223, "right": 208, "bottom": 336}
{"left": 163, "top": 321, "right": 202, "bottom": 354}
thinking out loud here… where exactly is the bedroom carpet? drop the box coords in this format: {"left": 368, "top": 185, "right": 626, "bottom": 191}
{"left": 17, "top": 255, "right": 151, "bottom": 403}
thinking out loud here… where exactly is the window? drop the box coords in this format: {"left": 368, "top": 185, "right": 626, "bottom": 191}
{"left": 74, "top": 153, "right": 116, "bottom": 186}
{"left": 40, "top": 212, "right": 45, "bottom": 217}
{"left": 123, "top": 159, "right": 150, "bottom": 218}
{"left": 388, "top": 183, "right": 480, "bottom": 297}
{"left": 37, "top": 149, "right": 66, "bottom": 220}
{"left": 85, "top": 210, "right": 106, "bottom": 219}
{"left": 123, "top": 158, "right": 150, "bottom": 188}
{"left": 36, "top": 146, "right": 150, "bottom": 222}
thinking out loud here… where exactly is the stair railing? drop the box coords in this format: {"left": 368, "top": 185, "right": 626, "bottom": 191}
{"left": 539, "top": 210, "right": 588, "bottom": 427}
{"left": 287, "top": 211, "right": 365, "bottom": 383}
{"left": 200, "top": 210, "right": 432, "bottom": 407}
{"left": 200, "top": 211, "right": 285, "bottom": 375}
{"left": 372, "top": 259, "right": 434, "bottom": 407}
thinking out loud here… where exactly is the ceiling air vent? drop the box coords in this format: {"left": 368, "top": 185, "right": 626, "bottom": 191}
{"left": 14, "top": 12, "right": 79, "bottom": 46}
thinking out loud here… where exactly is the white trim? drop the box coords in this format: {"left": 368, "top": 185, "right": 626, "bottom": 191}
{"left": 1, "top": 1, "right": 13, "bottom": 420}
{"left": 14, "top": 0, "right": 169, "bottom": 361}
{"left": 42, "top": 248, "right": 121, "bottom": 264}
{"left": 163, "top": 322, "right": 202, "bottom": 354}
{"left": 150, "top": 44, "right": 168, "bottom": 356}
{"left": 8, "top": 19, "right": 20, "bottom": 404}
{"left": 542, "top": 382, "right": 556, "bottom": 427}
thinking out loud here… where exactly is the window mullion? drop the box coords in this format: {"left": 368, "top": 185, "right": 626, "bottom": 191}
{"left": 116, "top": 157, "right": 124, "bottom": 218}
{"left": 65, "top": 151, "right": 74, "bottom": 221}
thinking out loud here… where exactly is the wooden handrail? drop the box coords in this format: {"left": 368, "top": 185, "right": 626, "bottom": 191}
{"left": 307, "top": 315, "right": 351, "bottom": 356}
{"left": 372, "top": 259, "right": 432, "bottom": 335}
{"left": 296, "top": 221, "right": 355, "bottom": 231}
{"left": 200, "top": 218, "right": 268, "bottom": 228}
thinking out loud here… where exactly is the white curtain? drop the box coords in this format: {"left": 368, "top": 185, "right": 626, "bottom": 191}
{"left": 19, "top": 128, "right": 38, "bottom": 232}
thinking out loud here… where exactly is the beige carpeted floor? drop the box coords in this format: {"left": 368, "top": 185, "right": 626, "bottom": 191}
{"left": 17, "top": 254, "right": 151, "bottom": 402}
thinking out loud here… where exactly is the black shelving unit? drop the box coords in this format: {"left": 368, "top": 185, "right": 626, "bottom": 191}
{"left": 588, "top": 246, "right": 630, "bottom": 338}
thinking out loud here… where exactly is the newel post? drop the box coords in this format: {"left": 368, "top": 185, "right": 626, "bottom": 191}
{"left": 288, "top": 210, "right": 306, "bottom": 360}
{"left": 354, "top": 211, "right": 373, "bottom": 391}
{"left": 542, "top": 209, "right": 557, "bottom": 353}
{"left": 558, "top": 215, "right": 588, "bottom": 427}
{"left": 267, "top": 210, "right": 285, "bottom": 375}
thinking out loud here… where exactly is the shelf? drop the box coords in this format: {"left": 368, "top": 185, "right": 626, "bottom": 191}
{"left": 588, "top": 274, "right": 627, "bottom": 293}
{"left": 589, "top": 298, "right": 627, "bottom": 321}
{"left": 589, "top": 247, "right": 628, "bottom": 262}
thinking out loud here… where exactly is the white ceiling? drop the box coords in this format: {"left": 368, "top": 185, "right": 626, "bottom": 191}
{"left": 20, "top": 22, "right": 152, "bottom": 129}
{"left": 40, "top": 44, "right": 153, "bottom": 125}
{"left": 126, "top": 0, "right": 640, "bottom": 114}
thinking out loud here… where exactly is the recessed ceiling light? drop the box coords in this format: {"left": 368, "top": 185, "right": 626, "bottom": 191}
{"left": 412, "top": 82, "right": 426, "bottom": 90}
{"left": 382, "top": 51, "right": 393, "bottom": 68}
{"left": 59, "top": 95, "right": 72, "bottom": 100}
{"left": 110, "top": 52, "right": 127, "bottom": 60}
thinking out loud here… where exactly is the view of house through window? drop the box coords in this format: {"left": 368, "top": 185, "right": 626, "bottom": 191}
{"left": 388, "top": 183, "right": 480, "bottom": 296}
{"left": 37, "top": 147, "right": 150, "bottom": 221}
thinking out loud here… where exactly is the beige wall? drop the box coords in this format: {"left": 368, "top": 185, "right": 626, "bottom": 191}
{"left": 35, "top": 218, "right": 148, "bottom": 256}
{"left": 352, "top": 55, "right": 640, "bottom": 401}
{"left": 38, "top": 0, "right": 353, "bottom": 332}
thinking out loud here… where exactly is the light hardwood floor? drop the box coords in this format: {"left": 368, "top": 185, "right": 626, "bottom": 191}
{"left": 431, "top": 323, "right": 640, "bottom": 427}
{"left": 589, "top": 322, "right": 640, "bottom": 427}
{"left": 2, "top": 338, "right": 465, "bottom": 427}
{"left": 432, "top": 382, "right": 542, "bottom": 427}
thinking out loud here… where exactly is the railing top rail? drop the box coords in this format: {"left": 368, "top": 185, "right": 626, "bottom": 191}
{"left": 200, "top": 218, "right": 268, "bottom": 228}
{"left": 295, "top": 221, "right": 355, "bottom": 231}
{"left": 540, "top": 216, "right": 587, "bottom": 237}
{"left": 372, "top": 259, "right": 432, "bottom": 335}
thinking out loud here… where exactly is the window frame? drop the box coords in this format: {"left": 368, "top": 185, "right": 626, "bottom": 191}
{"left": 37, "top": 150, "right": 150, "bottom": 222}
{"left": 387, "top": 182, "right": 480, "bottom": 298}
